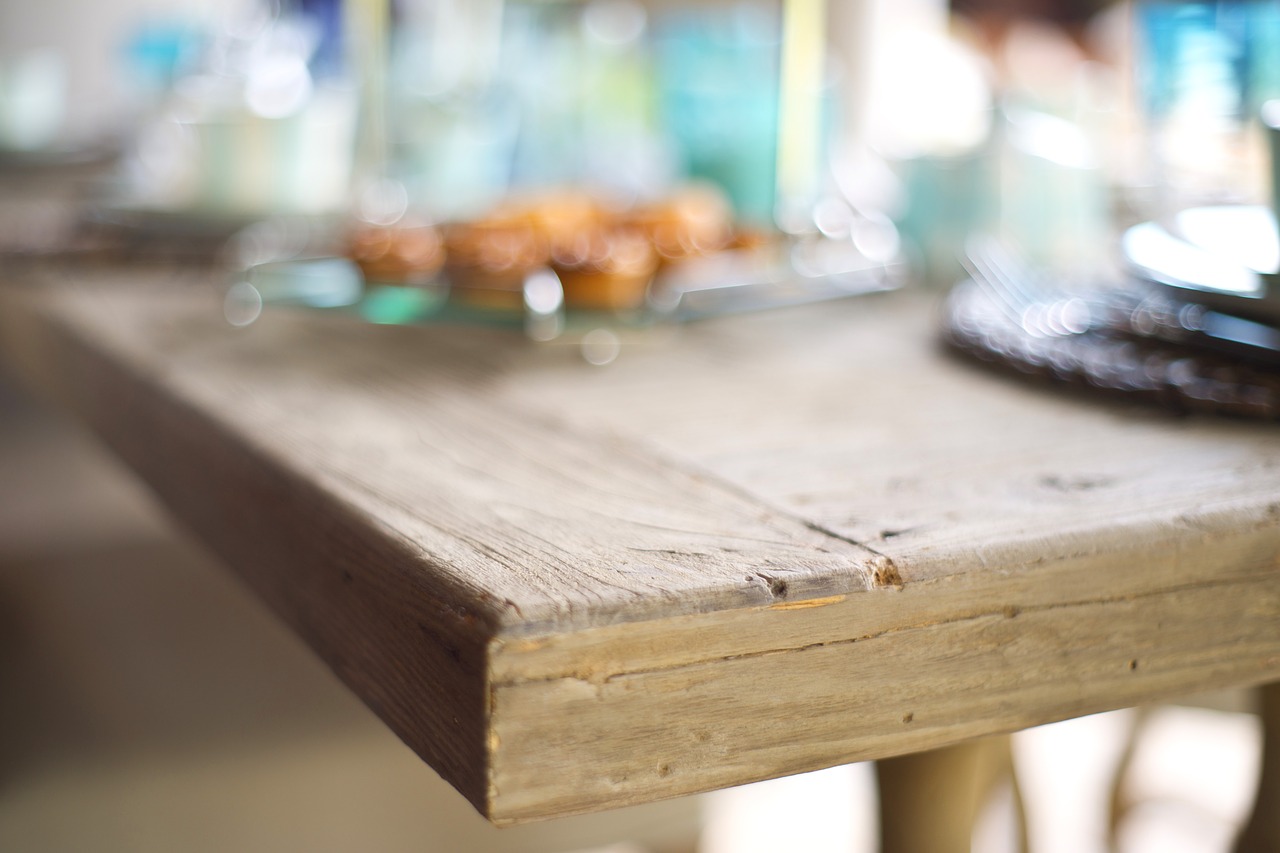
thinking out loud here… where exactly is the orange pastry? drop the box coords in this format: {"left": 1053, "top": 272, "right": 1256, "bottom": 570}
{"left": 347, "top": 223, "right": 445, "bottom": 284}
{"left": 443, "top": 217, "right": 549, "bottom": 310}
{"left": 624, "top": 184, "right": 733, "bottom": 264}
{"left": 552, "top": 226, "right": 658, "bottom": 312}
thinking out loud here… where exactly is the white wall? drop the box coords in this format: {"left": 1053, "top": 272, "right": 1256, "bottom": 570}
{"left": 0, "top": 0, "right": 222, "bottom": 137}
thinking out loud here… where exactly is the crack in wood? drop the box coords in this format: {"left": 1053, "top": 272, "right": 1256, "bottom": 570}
{"left": 492, "top": 573, "right": 1273, "bottom": 689}
{"left": 610, "top": 437, "right": 900, "bottom": 591}
{"left": 798, "top": 519, "right": 903, "bottom": 588}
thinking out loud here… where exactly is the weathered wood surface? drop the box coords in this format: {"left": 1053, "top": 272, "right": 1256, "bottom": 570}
{"left": 2, "top": 266, "right": 1279, "bottom": 825}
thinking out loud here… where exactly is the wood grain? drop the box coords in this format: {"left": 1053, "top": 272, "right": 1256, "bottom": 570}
{"left": 2, "top": 266, "right": 1279, "bottom": 824}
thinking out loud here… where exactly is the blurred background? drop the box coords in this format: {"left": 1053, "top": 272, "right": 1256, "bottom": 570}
{"left": 4, "top": 0, "right": 1278, "bottom": 286}
{"left": 1, "top": 0, "right": 1276, "bottom": 850}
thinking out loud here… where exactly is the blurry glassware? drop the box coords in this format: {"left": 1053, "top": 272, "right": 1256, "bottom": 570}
{"left": 1266, "top": 99, "right": 1280, "bottom": 223}
{"left": 865, "top": 26, "right": 992, "bottom": 161}
{"left": 655, "top": 5, "right": 783, "bottom": 226}
{"left": 578, "top": 0, "right": 673, "bottom": 200}
{"left": 298, "top": 0, "right": 347, "bottom": 79}
{"left": 1134, "top": 0, "right": 1280, "bottom": 212}
{"left": 0, "top": 51, "right": 66, "bottom": 151}
{"left": 119, "top": 7, "right": 357, "bottom": 216}
{"left": 386, "top": 0, "right": 847, "bottom": 234}
{"left": 775, "top": 0, "right": 828, "bottom": 232}
{"left": 123, "top": 21, "right": 204, "bottom": 104}
{"left": 500, "top": 1, "right": 594, "bottom": 188}
{"left": 997, "top": 102, "right": 1109, "bottom": 274}
{"left": 396, "top": 90, "right": 519, "bottom": 220}
{"left": 390, "top": 0, "right": 666, "bottom": 211}
{"left": 895, "top": 146, "right": 998, "bottom": 285}
{"left": 348, "top": 0, "right": 397, "bottom": 220}
{"left": 387, "top": 0, "right": 518, "bottom": 217}
{"left": 248, "top": 257, "right": 365, "bottom": 308}
{"left": 123, "top": 77, "right": 357, "bottom": 215}
{"left": 386, "top": 0, "right": 505, "bottom": 105}
{"left": 870, "top": 23, "right": 995, "bottom": 284}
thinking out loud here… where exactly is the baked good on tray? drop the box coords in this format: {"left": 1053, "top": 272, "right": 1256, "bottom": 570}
{"left": 623, "top": 185, "right": 733, "bottom": 264}
{"left": 347, "top": 222, "right": 445, "bottom": 284}
{"left": 443, "top": 215, "right": 549, "bottom": 309}
{"left": 551, "top": 225, "right": 659, "bottom": 312}
{"left": 344, "top": 186, "right": 741, "bottom": 313}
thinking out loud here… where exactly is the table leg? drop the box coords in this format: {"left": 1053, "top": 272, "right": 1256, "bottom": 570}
{"left": 876, "top": 735, "right": 1026, "bottom": 853}
{"left": 1105, "top": 706, "right": 1149, "bottom": 851}
{"left": 1234, "top": 681, "right": 1280, "bottom": 853}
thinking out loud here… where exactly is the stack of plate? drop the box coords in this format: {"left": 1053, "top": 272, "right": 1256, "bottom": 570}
{"left": 1120, "top": 205, "right": 1280, "bottom": 366}
{"left": 942, "top": 206, "right": 1280, "bottom": 419}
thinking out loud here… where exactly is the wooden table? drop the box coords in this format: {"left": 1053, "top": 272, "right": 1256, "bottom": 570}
{"left": 2, "top": 264, "right": 1278, "bottom": 826}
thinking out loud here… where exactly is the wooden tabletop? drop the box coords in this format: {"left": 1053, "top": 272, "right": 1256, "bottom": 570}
{"left": 3, "top": 264, "right": 1279, "bottom": 825}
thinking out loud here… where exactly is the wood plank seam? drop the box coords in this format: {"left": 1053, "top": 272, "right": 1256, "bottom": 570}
{"left": 489, "top": 569, "right": 1280, "bottom": 690}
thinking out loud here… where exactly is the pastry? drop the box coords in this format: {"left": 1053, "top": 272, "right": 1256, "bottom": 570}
{"left": 552, "top": 226, "right": 658, "bottom": 312}
{"left": 443, "top": 216, "right": 549, "bottom": 309}
{"left": 624, "top": 184, "right": 733, "bottom": 264}
{"left": 348, "top": 222, "right": 445, "bottom": 284}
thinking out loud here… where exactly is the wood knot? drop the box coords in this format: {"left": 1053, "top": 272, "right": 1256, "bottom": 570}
{"left": 872, "top": 560, "right": 904, "bottom": 590}
{"left": 750, "top": 573, "right": 790, "bottom": 599}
